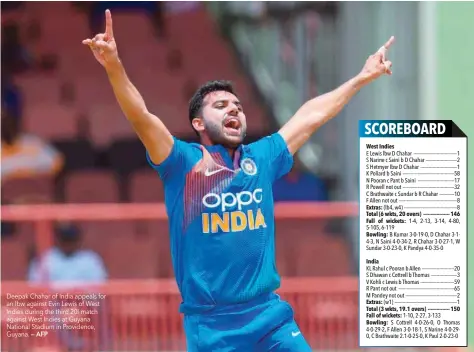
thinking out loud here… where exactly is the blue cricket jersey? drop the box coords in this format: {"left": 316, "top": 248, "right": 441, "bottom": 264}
{"left": 146, "top": 133, "right": 293, "bottom": 314}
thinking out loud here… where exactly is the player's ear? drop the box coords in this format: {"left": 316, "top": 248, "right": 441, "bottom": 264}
{"left": 192, "top": 117, "right": 205, "bottom": 132}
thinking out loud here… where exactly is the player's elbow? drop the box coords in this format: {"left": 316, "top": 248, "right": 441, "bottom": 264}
{"left": 125, "top": 107, "right": 151, "bottom": 123}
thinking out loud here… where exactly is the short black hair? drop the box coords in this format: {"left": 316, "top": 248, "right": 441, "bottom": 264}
{"left": 188, "top": 80, "right": 237, "bottom": 133}
{"left": 55, "top": 222, "right": 81, "bottom": 243}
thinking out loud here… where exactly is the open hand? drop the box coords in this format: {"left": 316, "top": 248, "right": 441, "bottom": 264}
{"left": 359, "top": 36, "right": 395, "bottom": 84}
{"left": 82, "top": 9, "right": 119, "bottom": 68}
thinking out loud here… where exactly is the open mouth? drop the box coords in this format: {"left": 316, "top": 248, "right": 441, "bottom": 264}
{"left": 223, "top": 117, "right": 241, "bottom": 136}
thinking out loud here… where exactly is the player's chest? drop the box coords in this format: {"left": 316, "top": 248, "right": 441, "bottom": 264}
{"left": 191, "top": 149, "right": 262, "bottom": 191}
{"left": 184, "top": 153, "right": 268, "bottom": 235}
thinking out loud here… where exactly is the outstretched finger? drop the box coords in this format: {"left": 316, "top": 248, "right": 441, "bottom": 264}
{"left": 105, "top": 9, "right": 114, "bottom": 39}
{"left": 82, "top": 39, "right": 92, "bottom": 45}
{"left": 383, "top": 36, "right": 395, "bottom": 50}
{"left": 377, "top": 36, "right": 395, "bottom": 57}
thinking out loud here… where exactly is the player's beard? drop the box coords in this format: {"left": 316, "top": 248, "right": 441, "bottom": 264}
{"left": 204, "top": 119, "right": 246, "bottom": 149}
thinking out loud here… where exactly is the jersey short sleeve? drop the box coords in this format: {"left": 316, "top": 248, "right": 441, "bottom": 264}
{"left": 146, "top": 137, "right": 201, "bottom": 182}
{"left": 251, "top": 132, "right": 294, "bottom": 181}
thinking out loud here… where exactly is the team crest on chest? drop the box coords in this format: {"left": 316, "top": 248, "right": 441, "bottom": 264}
{"left": 240, "top": 158, "right": 257, "bottom": 176}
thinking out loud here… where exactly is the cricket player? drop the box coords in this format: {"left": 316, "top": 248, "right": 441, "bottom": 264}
{"left": 83, "top": 10, "right": 394, "bottom": 351}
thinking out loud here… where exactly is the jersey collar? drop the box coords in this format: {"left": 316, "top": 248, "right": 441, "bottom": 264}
{"left": 203, "top": 143, "right": 245, "bottom": 170}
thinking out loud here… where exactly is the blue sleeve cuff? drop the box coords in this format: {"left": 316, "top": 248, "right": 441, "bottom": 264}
{"left": 146, "top": 137, "right": 179, "bottom": 179}
{"left": 272, "top": 132, "right": 294, "bottom": 178}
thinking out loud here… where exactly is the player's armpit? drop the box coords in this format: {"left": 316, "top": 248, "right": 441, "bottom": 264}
{"left": 105, "top": 62, "right": 174, "bottom": 165}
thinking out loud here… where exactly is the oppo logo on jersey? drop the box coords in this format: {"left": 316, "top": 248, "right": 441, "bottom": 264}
{"left": 201, "top": 188, "right": 267, "bottom": 234}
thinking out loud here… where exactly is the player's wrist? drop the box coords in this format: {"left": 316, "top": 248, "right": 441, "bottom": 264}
{"left": 348, "top": 73, "right": 368, "bottom": 90}
{"left": 354, "top": 71, "right": 374, "bottom": 88}
{"left": 104, "top": 57, "right": 123, "bottom": 75}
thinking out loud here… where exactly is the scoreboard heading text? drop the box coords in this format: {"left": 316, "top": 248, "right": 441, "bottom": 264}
{"left": 359, "top": 120, "right": 465, "bottom": 138}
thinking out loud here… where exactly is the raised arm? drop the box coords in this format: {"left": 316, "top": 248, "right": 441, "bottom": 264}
{"left": 82, "top": 10, "right": 173, "bottom": 165}
{"left": 279, "top": 36, "right": 395, "bottom": 155}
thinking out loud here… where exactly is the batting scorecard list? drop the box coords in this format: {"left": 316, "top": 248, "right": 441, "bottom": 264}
{"left": 358, "top": 120, "right": 467, "bottom": 348}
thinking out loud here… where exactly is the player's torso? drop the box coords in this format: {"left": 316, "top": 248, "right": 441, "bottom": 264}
{"left": 192, "top": 149, "right": 267, "bottom": 234}
{"left": 168, "top": 144, "right": 279, "bottom": 309}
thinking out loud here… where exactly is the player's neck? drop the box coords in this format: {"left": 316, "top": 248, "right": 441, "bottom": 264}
{"left": 200, "top": 136, "right": 236, "bottom": 158}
